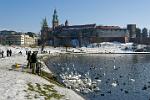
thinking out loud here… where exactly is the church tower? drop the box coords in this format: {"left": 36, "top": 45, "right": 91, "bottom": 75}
{"left": 52, "top": 9, "right": 59, "bottom": 30}
{"left": 65, "top": 20, "right": 69, "bottom": 26}
{"left": 41, "top": 17, "right": 49, "bottom": 43}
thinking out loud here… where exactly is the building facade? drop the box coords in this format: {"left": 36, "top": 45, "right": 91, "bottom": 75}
{"left": 0, "top": 31, "right": 37, "bottom": 46}
{"left": 5, "top": 34, "right": 25, "bottom": 45}
{"left": 127, "top": 24, "right": 136, "bottom": 39}
{"left": 96, "top": 26, "right": 129, "bottom": 43}
{"left": 41, "top": 9, "right": 129, "bottom": 47}
{"left": 24, "top": 35, "right": 37, "bottom": 46}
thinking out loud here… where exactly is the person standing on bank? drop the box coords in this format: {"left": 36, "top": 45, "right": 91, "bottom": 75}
{"left": 7, "top": 50, "right": 9, "bottom": 57}
{"left": 26, "top": 51, "right": 28, "bottom": 55}
{"left": 9, "top": 49, "right": 12, "bottom": 56}
{"left": 30, "top": 51, "right": 37, "bottom": 74}
{"left": 27, "top": 51, "right": 31, "bottom": 68}
{"left": 36, "top": 60, "right": 42, "bottom": 75}
{"left": 1, "top": 50, "right": 4, "bottom": 58}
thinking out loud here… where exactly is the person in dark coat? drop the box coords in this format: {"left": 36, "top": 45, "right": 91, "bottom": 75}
{"left": 27, "top": 51, "right": 31, "bottom": 68}
{"left": 30, "top": 51, "right": 37, "bottom": 74}
{"left": 36, "top": 61, "right": 42, "bottom": 75}
{"left": 26, "top": 51, "right": 28, "bottom": 55}
{"left": 9, "top": 49, "right": 12, "bottom": 56}
{"left": 7, "top": 50, "right": 9, "bottom": 57}
{"left": 19, "top": 51, "right": 22, "bottom": 55}
{"left": 1, "top": 50, "right": 4, "bottom": 58}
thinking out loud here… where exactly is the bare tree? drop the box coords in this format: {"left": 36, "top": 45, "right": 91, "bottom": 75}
{"left": 41, "top": 17, "right": 48, "bottom": 53}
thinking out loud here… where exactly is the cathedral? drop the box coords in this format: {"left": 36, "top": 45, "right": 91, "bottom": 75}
{"left": 41, "top": 9, "right": 129, "bottom": 47}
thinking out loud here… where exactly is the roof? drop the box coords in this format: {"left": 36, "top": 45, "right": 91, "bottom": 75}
{"left": 58, "top": 24, "right": 96, "bottom": 30}
{"left": 96, "top": 26, "right": 120, "bottom": 30}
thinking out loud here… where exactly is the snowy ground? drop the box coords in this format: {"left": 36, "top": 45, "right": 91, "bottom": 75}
{"left": 0, "top": 42, "right": 148, "bottom": 100}
{"left": 66, "top": 42, "right": 149, "bottom": 54}
{"left": 0, "top": 46, "right": 84, "bottom": 100}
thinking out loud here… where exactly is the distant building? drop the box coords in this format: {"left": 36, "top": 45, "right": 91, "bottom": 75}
{"left": 0, "top": 31, "right": 18, "bottom": 45}
{"left": 95, "top": 26, "right": 129, "bottom": 43}
{"left": 5, "top": 34, "right": 25, "bottom": 45}
{"left": 127, "top": 24, "right": 136, "bottom": 39}
{"left": 41, "top": 9, "right": 129, "bottom": 47}
{"left": 52, "top": 24, "right": 97, "bottom": 47}
{"left": 52, "top": 9, "right": 59, "bottom": 30}
{"left": 24, "top": 35, "right": 37, "bottom": 46}
{"left": 41, "top": 18, "right": 50, "bottom": 44}
{"left": 0, "top": 31, "right": 37, "bottom": 46}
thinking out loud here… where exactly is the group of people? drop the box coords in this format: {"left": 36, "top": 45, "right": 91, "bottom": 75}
{"left": 7, "top": 49, "right": 12, "bottom": 57}
{"left": 0, "top": 49, "right": 12, "bottom": 58}
{"left": 27, "top": 51, "right": 42, "bottom": 75}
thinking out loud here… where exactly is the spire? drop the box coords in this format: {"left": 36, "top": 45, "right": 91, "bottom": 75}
{"left": 52, "top": 9, "right": 59, "bottom": 30}
{"left": 42, "top": 17, "right": 48, "bottom": 29}
{"left": 65, "top": 20, "right": 69, "bottom": 26}
{"left": 54, "top": 8, "right": 57, "bottom": 14}
{"left": 53, "top": 9, "right": 59, "bottom": 22}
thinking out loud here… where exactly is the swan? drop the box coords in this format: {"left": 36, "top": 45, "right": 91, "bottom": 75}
{"left": 111, "top": 82, "right": 117, "bottom": 87}
{"left": 130, "top": 79, "right": 135, "bottom": 82}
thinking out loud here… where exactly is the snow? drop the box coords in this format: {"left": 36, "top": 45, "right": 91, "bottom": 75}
{"left": 64, "top": 42, "right": 150, "bottom": 54}
{"left": 0, "top": 42, "right": 148, "bottom": 100}
{"left": 0, "top": 45, "right": 84, "bottom": 100}
{"left": 80, "top": 42, "right": 134, "bottom": 53}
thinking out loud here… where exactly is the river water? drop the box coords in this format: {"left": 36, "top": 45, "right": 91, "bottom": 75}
{"left": 47, "top": 54, "right": 150, "bottom": 100}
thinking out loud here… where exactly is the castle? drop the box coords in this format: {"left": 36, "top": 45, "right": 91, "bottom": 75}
{"left": 41, "top": 9, "right": 129, "bottom": 47}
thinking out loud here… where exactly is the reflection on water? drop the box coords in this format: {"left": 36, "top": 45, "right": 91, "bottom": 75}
{"left": 47, "top": 54, "right": 150, "bottom": 100}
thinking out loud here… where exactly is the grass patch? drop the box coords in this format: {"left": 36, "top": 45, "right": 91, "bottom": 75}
{"left": 27, "top": 82, "right": 35, "bottom": 91}
{"left": 37, "top": 55, "right": 65, "bottom": 87}
{"left": 22, "top": 55, "right": 66, "bottom": 99}
{"left": 26, "top": 82, "right": 64, "bottom": 100}
{"left": 40, "top": 70, "right": 64, "bottom": 87}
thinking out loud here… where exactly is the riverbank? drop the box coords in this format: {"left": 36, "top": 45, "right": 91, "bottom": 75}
{"left": 60, "top": 52, "right": 150, "bottom": 55}
{"left": 0, "top": 46, "right": 84, "bottom": 100}
{"left": 0, "top": 42, "right": 149, "bottom": 100}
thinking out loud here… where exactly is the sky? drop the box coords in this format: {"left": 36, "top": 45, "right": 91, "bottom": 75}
{"left": 0, "top": 0, "right": 150, "bottom": 33}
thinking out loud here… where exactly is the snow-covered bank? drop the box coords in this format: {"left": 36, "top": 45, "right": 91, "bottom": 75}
{"left": 0, "top": 46, "right": 84, "bottom": 100}
{"left": 66, "top": 42, "right": 149, "bottom": 54}
{"left": 0, "top": 42, "right": 149, "bottom": 100}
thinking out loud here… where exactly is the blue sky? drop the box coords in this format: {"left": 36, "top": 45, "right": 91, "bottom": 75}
{"left": 0, "top": 0, "right": 150, "bottom": 33}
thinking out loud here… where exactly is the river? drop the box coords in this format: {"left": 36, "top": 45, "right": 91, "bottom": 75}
{"left": 46, "top": 54, "right": 150, "bottom": 100}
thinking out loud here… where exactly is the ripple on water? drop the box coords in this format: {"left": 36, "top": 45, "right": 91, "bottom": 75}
{"left": 47, "top": 54, "right": 150, "bottom": 100}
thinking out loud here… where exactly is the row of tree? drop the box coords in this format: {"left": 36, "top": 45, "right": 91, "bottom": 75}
{"left": 136, "top": 28, "right": 149, "bottom": 38}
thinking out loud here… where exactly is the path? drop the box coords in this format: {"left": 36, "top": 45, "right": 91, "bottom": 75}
{"left": 0, "top": 53, "right": 84, "bottom": 100}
